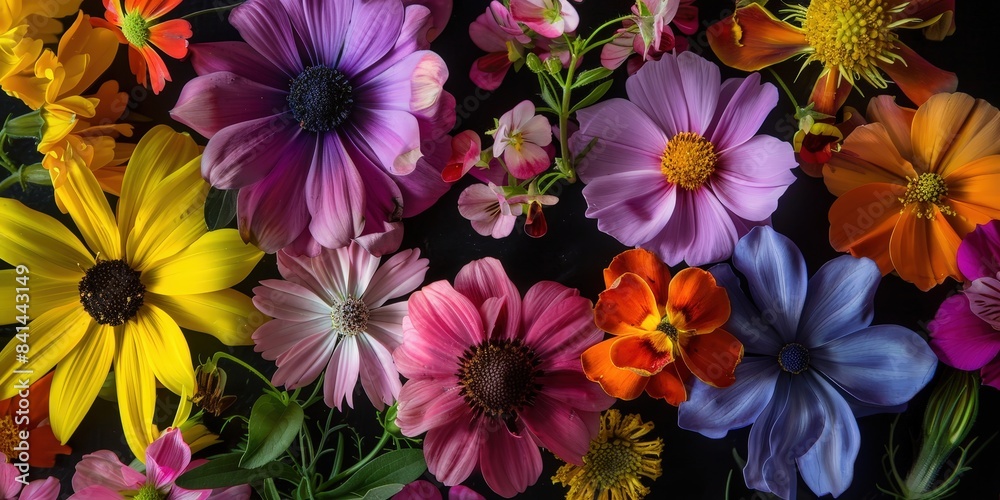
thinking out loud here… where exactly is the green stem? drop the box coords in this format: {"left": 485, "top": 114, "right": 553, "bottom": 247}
{"left": 0, "top": 132, "right": 18, "bottom": 175}
{"left": 767, "top": 68, "right": 800, "bottom": 109}
{"left": 181, "top": 2, "right": 242, "bottom": 19}
{"left": 318, "top": 429, "right": 391, "bottom": 490}
{"left": 557, "top": 52, "right": 580, "bottom": 182}
{"left": 0, "top": 174, "right": 22, "bottom": 193}
{"left": 582, "top": 15, "right": 632, "bottom": 48}
{"left": 211, "top": 352, "right": 275, "bottom": 389}
{"left": 902, "top": 443, "right": 946, "bottom": 496}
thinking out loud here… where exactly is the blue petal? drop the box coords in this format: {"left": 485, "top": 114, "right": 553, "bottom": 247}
{"left": 678, "top": 357, "right": 780, "bottom": 438}
{"left": 799, "top": 255, "right": 880, "bottom": 347}
{"left": 709, "top": 263, "right": 783, "bottom": 355}
{"left": 796, "top": 374, "right": 861, "bottom": 497}
{"left": 811, "top": 324, "right": 938, "bottom": 406}
{"left": 732, "top": 226, "right": 808, "bottom": 343}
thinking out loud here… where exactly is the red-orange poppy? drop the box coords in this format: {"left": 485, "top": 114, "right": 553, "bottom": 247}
{"left": 581, "top": 249, "right": 743, "bottom": 405}
{"left": 92, "top": 0, "right": 192, "bottom": 94}
{"left": 707, "top": 1, "right": 957, "bottom": 115}
{"left": 0, "top": 372, "right": 71, "bottom": 467}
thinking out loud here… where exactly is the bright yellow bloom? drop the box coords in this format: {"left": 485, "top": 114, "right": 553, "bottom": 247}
{"left": 552, "top": 410, "right": 663, "bottom": 500}
{"left": 0, "top": 126, "right": 264, "bottom": 460}
{"left": 1, "top": 0, "right": 83, "bottom": 85}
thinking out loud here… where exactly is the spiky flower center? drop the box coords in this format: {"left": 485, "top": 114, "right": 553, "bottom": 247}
{"left": 131, "top": 483, "right": 165, "bottom": 500}
{"left": 778, "top": 343, "right": 810, "bottom": 374}
{"left": 287, "top": 66, "right": 354, "bottom": 133}
{"left": 656, "top": 318, "right": 679, "bottom": 342}
{"left": 660, "top": 132, "right": 717, "bottom": 190}
{"left": 899, "top": 172, "right": 956, "bottom": 218}
{"left": 121, "top": 12, "right": 150, "bottom": 48}
{"left": 78, "top": 259, "right": 145, "bottom": 326}
{"left": 331, "top": 297, "right": 370, "bottom": 336}
{"left": 587, "top": 438, "right": 646, "bottom": 489}
{"left": 0, "top": 416, "right": 19, "bottom": 459}
{"left": 457, "top": 339, "right": 542, "bottom": 423}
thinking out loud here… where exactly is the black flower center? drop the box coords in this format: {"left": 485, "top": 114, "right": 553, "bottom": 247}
{"left": 78, "top": 259, "right": 145, "bottom": 326}
{"left": 458, "top": 339, "right": 542, "bottom": 429}
{"left": 656, "top": 319, "right": 678, "bottom": 341}
{"left": 287, "top": 66, "right": 354, "bottom": 133}
{"left": 778, "top": 343, "right": 810, "bottom": 374}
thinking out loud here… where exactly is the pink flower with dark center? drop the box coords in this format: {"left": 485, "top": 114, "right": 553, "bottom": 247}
{"left": 253, "top": 242, "right": 428, "bottom": 410}
{"left": 393, "top": 258, "right": 613, "bottom": 497}
{"left": 493, "top": 101, "right": 552, "bottom": 179}
{"left": 509, "top": 0, "right": 579, "bottom": 38}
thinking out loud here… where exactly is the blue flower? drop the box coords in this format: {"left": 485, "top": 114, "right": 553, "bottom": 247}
{"left": 677, "top": 226, "right": 937, "bottom": 499}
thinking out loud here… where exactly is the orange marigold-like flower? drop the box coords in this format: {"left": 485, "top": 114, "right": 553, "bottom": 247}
{"left": 824, "top": 92, "right": 1000, "bottom": 291}
{"left": 581, "top": 249, "right": 743, "bottom": 405}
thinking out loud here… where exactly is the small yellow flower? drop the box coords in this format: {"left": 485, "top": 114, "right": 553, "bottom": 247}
{"left": 552, "top": 409, "right": 663, "bottom": 500}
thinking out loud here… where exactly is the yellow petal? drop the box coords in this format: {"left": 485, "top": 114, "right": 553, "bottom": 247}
{"left": 146, "top": 289, "right": 264, "bottom": 346}
{"left": 57, "top": 13, "right": 119, "bottom": 98}
{"left": 3, "top": 274, "right": 79, "bottom": 326}
{"left": 131, "top": 303, "right": 195, "bottom": 397}
{"left": 115, "top": 323, "right": 158, "bottom": 461}
{"left": 127, "top": 155, "right": 209, "bottom": 270}
{"left": 50, "top": 320, "right": 115, "bottom": 442}
{"left": 0, "top": 197, "right": 94, "bottom": 279}
{"left": 56, "top": 144, "right": 122, "bottom": 259}
{"left": 0, "top": 302, "right": 90, "bottom": 399}
{"left": 142, "top": 229, "right": 263, "bottom": 296}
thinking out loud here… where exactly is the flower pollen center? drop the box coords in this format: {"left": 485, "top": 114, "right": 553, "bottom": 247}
{"left": 457, "top": 339, "right": 542, "bottom": 422}
{"left": 78, "top": 259, "right": 145, "bottom": 326}
{"left": 131, "top": 483, "right": 165, "bottom": 500}
{"left": 121, "top": 12, "right": 150, "bottom": 48}
{"left": 288, "top": 66, "right": 354, "bottom": 133}
{"left": 656, "top": 319, "right": 678, "bottom": 341}
{"left": 778, "top": 343, "right": 810, "bottom": 374}
{"left": 660, "top": 132, "right": 717, "bottom": 190}
{"left": 900, "top": 172, "right": 955, "bottom": 218}
{"left": 0, "top": 416, "right": 19, "bottom": 459}
{"left": 587, "top": 438, "right": 645, "bottom": 489}
{"left": 331, "top": 297, "right": 370, "bottom": 336}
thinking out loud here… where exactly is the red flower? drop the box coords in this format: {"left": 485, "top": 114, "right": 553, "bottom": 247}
{"left": 0, "top": 372, "right": 71, "bottom": 468}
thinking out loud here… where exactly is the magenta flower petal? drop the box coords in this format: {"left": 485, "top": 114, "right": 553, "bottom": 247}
{"left": 171, "top": 72, "right": 287, "bottom": 139}
{"left": 454, "top": 258, "right": 522, "bottom": 321}
{"left": 349, "top": 110, "right": 422, "bottom": 175}
{"left": 424, "top": 419, "right": 484, "bottom": 486}
{"left": 306, "top": 136, "right": 366, "bottom": 249}
{"left": 146, "top": 429, "right": 190, "bottom": 488}
{"left": 479, "top": 430, "right": 542, "bottom": 497}
{"left": 707, "top": 73, "right": 779, "bottom": 151}
{"left": 407, "top": 281, "right": 488, "bottom": 348}
{"left": 402, "top": 0, "right": 452, "bottom": 42}
{"left": 448, "top": 485, "right": 486, "bottom": 500}
{"left": 71, "top": 450, "right": 143, "bottom": 492}
{"left": 573, "top": 99, "right": 666, "bottom": 179}
{"left": 337, "top": 0, "right": 404, "bottom": 75}
{"left": 520, "top": 395, "right": 597, "bottom": 465}
{"left": 188, "top": 41, "right": 288, "bottom": 90}
{"left": 395, "top": 480, "right": 442, "bottom": 500}
{"left": 395, "top": 377, "right": 467, "bottom": 436}
{"left": 201, "top": 116, "right": 303, "bottom": 190}
{"left": 509, "top": 0, "right": 578, "bottom": 38}
{"left": 537, "top": 371, "right": 614, "bottom": 412}
{"left": 281, "top": 0, "right": 350, "bottom": 66}
{"left": 582, "top": 171, "right": 677, "bottom": 247}
{"left": 929, "top": 294, "right": 1000, "bottom": 370}
{"left": 236, "top": 146, "right": 312, "bottom": 253}
{"left": 981, "top": 357, "right": 1000, "bottom": 390}
{"left": 652, "top": 188, "right": 738, "bottom": 266}
{"left": 228, "top": 0, "right": 304, "bottom": 76}
{"left": 965, "top": 276, "right": 1000, "bottom": 328}
{"left": 626, "top": 50, "right": 720, "bottom": 136}
{"left": 957, "top": 221, "right": 1000, "bottom": 281}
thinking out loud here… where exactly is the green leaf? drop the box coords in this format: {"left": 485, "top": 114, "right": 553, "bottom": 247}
{"left": 572, "top": 68, "right": 613, "bottom": 88}
{"left": 176, "top": 453, "right": 298, "bottom": 489}
{"left": 360, "top": 484, "right": 406, "bottom": 499}
{"left": 240, "top": 393, "right": 304, "bottom": 469}
{"left": 571, "top": 81, "right": 614, "bottom": 113}
{"left": 205, "top": 187, "right": 238, "bottom": 230}
{"left": 321, "top": 449, "right": 426, "bottom": 498}
{"left": 261, "top": 478, "right": 281, "bottom": 500}
{"left": 538, "top": 75, "right": 561, "bottom": 111}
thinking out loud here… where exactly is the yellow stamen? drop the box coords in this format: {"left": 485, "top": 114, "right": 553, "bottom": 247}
{"left": 899, "top": 172, "right": 956, "bottom": 218}
{"left": 0, "top": 416, "right": 20, "bottom": 459}
{"left": 660, "top": 132, "right": 717, "bottom": 190}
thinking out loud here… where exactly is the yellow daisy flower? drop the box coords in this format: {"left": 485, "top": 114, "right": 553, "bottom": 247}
{"left": 1, "top": 0, "right": 83, "bottom": 84}
{"left": 552, "top": 409, "right": 663, "bottom": 500}
{"left": 0, "top": 125, "right": 264, "bottom": 460}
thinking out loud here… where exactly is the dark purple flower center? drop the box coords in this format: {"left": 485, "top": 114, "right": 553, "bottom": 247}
{"left": 457, "top": 339, "right": 542, "bottom": 430}
{"left": 78, "top": 259, "right": 145, "bottom": 326}
{"left": 778, "top": 342, "right": 810, "bottom": 374}
{"left": 287, "top": 66, "right": 354, "bottom": 133}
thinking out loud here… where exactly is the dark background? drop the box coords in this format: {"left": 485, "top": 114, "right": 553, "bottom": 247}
{"left": 2, "top": 0, "right": 1000, "bottom": 498}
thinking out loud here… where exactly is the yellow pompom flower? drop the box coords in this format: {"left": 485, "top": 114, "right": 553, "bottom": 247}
{"left": 0, "top": 125, "right": 264, "bottom": 460}
{"left": 552, "top": 410, "right": 663, "bottom": 500}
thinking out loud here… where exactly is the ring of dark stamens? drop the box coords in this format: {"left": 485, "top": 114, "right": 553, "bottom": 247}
{"left": 457, "top": 339, "right": 543, "bottom": 430}
{"left": 778, "top": 343, "right": 810, "bottom": 374}
{"left": 656, "top": 319, "right": 679, "bottom": 341}
{"left": 287, "top": 66, "right": 354, "bottom": 133}
{"left": 78, "top": 259, "right": 145, "bottom": 326}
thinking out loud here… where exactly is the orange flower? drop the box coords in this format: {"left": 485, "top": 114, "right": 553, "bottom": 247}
{"left": 0, "top": 372, "right": 71, "bottom": 467}
{"left": 824, "top": 92, "right": 1000, "bottom": 291}
{"left": 581, "top": 249, "right": 743, "bottom": 405}
{"left": 92, "top": 0, "right": 192, "bottom": 94}
{"left": 707, "top": 1, "right": 957, "bottom": 115}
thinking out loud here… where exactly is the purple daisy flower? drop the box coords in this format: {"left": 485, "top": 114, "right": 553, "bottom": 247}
{"left": 677, "top": 226, "right": 937, "bottom": 499}
{"left": 570, "top": 51, "right": 797, "bottom": 266}
{"left": 171, "top": 0, "right": 456, "bottom": 256}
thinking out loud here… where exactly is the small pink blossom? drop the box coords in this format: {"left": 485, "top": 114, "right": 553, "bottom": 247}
{"left": 509, "top": 0, "right": 579, "bottom": 38}
{"left": 469, "top": 1, "right": 531, "bottom": 90}
{"left": 458, "top": 183, "right": 522, "bottom": 238}
{"left": 1, "top": 460, "right": 59, "bottom": 500}
{"left": 442, "top": 131, "right": 483, "bottom": 182}
{"left": 602, "top": 0, "right": 699, "bottom": 74}
{"left": 493, "top": 101, "right": 552, "bottom": 179}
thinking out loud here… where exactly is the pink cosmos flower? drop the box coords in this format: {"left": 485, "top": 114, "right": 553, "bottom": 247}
{"left": 601, "top": 0, "right": 699, "bottom": 74}
{"left": 394, "top": 480, "right": 485, "bottom": 500}
{"left": 493, "top": 101, "right": 552, "bottom": 179}
{"left": 442, "top": 131, "right": 482, "bottom": 183}
{"left": 252, "top": 243, "right": 428, "bottom": 410}
{"left": 70, "top": 428, "right": 249, "bottom": 499}
{"left": 509, "top": 0, "right": 579, "bottom": 38}
{"left": 469, "top": 1, "right": 532, "bottom": 91}
{"left": 1, "top": 460, "right": 59, "bottom": 500}
{"left": 393, "top": 258, "right": 614, "bottom": 497}
{"left": 929, "top": 221, "right": 1000, "bottom": 389}
{"left": 570, "top": 51, "right": 797, "bottom": 266}
{"left": 170, "top": 0, "right": 455, "bottom": 256}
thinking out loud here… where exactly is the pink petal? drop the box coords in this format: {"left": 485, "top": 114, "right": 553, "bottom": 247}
{"left": 504, "top": 143, "right": 551, "bottom": 180}
{"left": 707, "top": 73, "right": 779, "bottom": 151}
{"left": 454, "top": 258, "right": 522, "bottom": 334}
{"left": 649, "top": 187, "right": 739, "bottom": 266}
{"left": 356, "top": 334, "right": 402, "bottom": 409}
{"left": 966, "top": 276, "right": 1000, "bottom": 329}
{"left": 188, "top": 41, "right": 287, "bottom": 89}
{"left": 69, "top": 485, "right": 128, "bottom": 499}
{"left": 280, "top": 0, "right": 349, "bottom": 67}
{"left": 306, "top": 134, "right": 366, "bottom": 249}
{"left": 479, "top": 428, "right": 542, "bottom": 497}
{"left": 18, "top": 477, "right": 61, "bottom": 500}
{"left": 253, "top": 317, "right": 332, "bottom": 361}
{"left": 443, "top": 131, "right": 483, "bottom": 182}
{"left": 572, "top": 98, "right": 667, "bottom": 180}
{"left": 626, "top": 51, "right": 720, "bottom": 137}
{"left": 395, "top": 378, "right": 467, "bottom": 436}
{"left": 405, "top": 281, "right": 485, "bottom": 355}
{"left": 469, "top": 53, "right": 512, "bottom": 91}
{"left": 235, "top": 159, "right": 312, "bottom": 254}
{"left": 275, "top": 250, "right": 334, "bottom": 302}
{"left": 229, "top": 0, "right": 303, "bottom": 76}
{"left": 929, "top": 294, "right": 1000, "bottom": 370}
{"left": 523, "top": 293, "right": 600, "bottom": 363}
{"left": 394, "top": 316, "right": 461, "bottom": 379}
{"left": 395, "top": 480, "right": 442, "bottom": 500}
{"left": 252, "top": 281, "right": 329, "bottom": 321}
{"left": 395, "top": 131, "right": 453, "bottom": 217}
{"left": 580, "top": 171, "right": 676, "bottom": 247}
{"left": 448, "top": 485, "right": 486, "bottom": 500}
{"left": 711, "top": 135, "right": 797, "bottom": 221}
{"left": 337, "top": 0, "right": 403, "bottom": 75}
{"left": 519, "top": 395, "right": 598, "bottom": 465}
{"left": 537, "top": 371, "right": 614, "bottom": 412}
{"left": 146, "top": 429, "right": 191, "bottom": 488}
{"left": 72, "top": 450, "right": 143, "bottom": 492}
{"left": 324, "top": 336, "right": 361, "bottom": 410}
{"left": 601, "top": 32, "right": 635, "bottom": 70}
{"left": 424, "top": 418, "right": 484, "bottom": 487}
{"left": 272, "top": 332, "right": 335, "bottom": 390}
{"left": 981, "top": 357, "right": 1000, "bottom": 390}
{"left": 520, "top": 281, "right": 579, "bottom": 333}
{"left": 170, "top": 72, "right": 286, "bottom": 140}
{"left": 0, "top": 462, "right": 21, "bottom": 499}
{"left": 958, "top": 221, "right": 1000, "bottom": 281}
{"left": 366, "top": 302, "right": 408, "bottom": 350}
{"left": 364, "top": 248, "right": 429, "bottom": 307}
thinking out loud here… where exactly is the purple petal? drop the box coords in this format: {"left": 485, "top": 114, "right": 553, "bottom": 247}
{"left": 581, "top": 171, "right": 676, "bottom": 248}
{"left": 573, "top": 98, "right": 666, "bottom": 181}
{"left": 745, "top": 375, "right": 818, "bottom": 500}
{"left": 188, "top": 41, "right": 288, "bottom": 90}
{"left": 146, "top": 429, "right": 190, "bottom": 487}
{"left": 711, "top": 135, "right": 797, "bottom": 221}
{"left": 337, "top": 0, "right": 404, "bottom": 76}
{"left": 346, "top": 109, "right": 422, "bottom": 175}
{"left": 202, "top": 115, "right": 303, "bottom": 190}
{"left": 707, "top": 74, "right": 779, "bottom": 151}
{"left": 171, "top": 72, "right": 287, "bottom": 139}
{"left": 957, "top": 220, "right": 1000, "bottom": 281}
{"left": 479, "top": 428, "right": 542, "bottom": 498}
{"left": 424, "top": 418, "right": 484, "bottom": 486}
{"left": 966, "top": 276, "right": 1000, "bottom": 329}
{"left": 448, "top": 485, "right": 486, "bottom": 500}
{"left": 981, "top": 357, "right": 1000, "bottom": 390}
{"left": 306, "top": 134, "right": 366, "bottom": 249}
{"left": 708, "top": 263, "right": 783, "bottom": 355}
{"left": 799, "top": 255, "right": 880, "bottom": 346}
{"left": 625, "top": 51, "right": 720, "bottom": 137}
{"left": 324, "top": 336, "right": 361, "bottom": 410}
{"left": 929, "top": 294, "right": 1000, "bottom": 370}
{"left": 356, "top": 334, "right": 401, "bottom": 409}
{"left": 796, "top": 375, "right": 861, "bottom": 498}
{"left": 395, "top": 480, "right": 442, "bottom": 500}
{"left": 235, "top": 136, "right": 313, "bottom": 253}
{"left": 229, "top": 0, "right": 304, "bottom": 77}
{"left": 281, "top": 0, "right": 350, "bottom": 66}
{"left": 650, "top": 187, "right": 737, "bottom": 266}
{"left": 732, "top": 226, "right": 808, "bottom": 343}
{"left": 678, "top": 356, "right": 780, "bottom": 438}
{"left": 811, "top": 324, "right": 936, "bottom": 407}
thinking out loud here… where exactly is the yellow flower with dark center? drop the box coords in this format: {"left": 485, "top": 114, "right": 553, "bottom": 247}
{"left": 0, "top": 125, "right": 263, "bottom": 460}
{"left": 552, "top": 410, "right": 663, "bottom": 500}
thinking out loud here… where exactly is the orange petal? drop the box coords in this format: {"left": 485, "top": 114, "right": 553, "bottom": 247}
{"left": 23, "top": 424, "right": 71, "bottom": 468}
{"left": 879, "top": 42, "right": 957, "bottom": 108}
{"left": 140, "top": 44, "right": 170, "bottom": 94}
{"left": 809, "top": 66, "right": 854, "bottom": 116}
{"left": 609, "top": 334, "right": 673, "bottom": 376}
{"left": 707, "top": 3, "right": 808, "bottom": 71}
{"left": 603, "top": 248, "right": 671, "bottom": 305}
{"left": 823, "top": 123, "right": 916, "bottom": 196}
{"left": 944, "top": 156, "right": 1000, "bottom": 222}
{"left": 865, "top": 96, "right": 917, "bottom": 159}
{"left": 594, "top": 272, "right": 662, "bottom": 336}
{"left": 645, "top": 362, "right": 691, "bottom": 406}
{"left": 828, "top": 183, "right": 906, "bottom": 274}
{"left": 666, "top": 268, "right": 730, "bottom": 334}
{"left": 581, "top": 339, "right": 649, "bottom": 400}
{"left": 889, "top": 205, "right": 962, "bottom": 290}
{"left": 149, "top": 19, "right": 192, "bottom": 59}
{"left": 913, "top": 94, "right": 1000, "bottom": 178}
{"left": 679, "top": 329, "right": 743, "bottom": 388}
